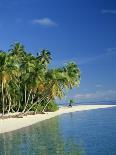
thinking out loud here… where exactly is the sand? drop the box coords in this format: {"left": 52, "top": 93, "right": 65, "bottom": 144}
{"left": 0, "top": 105, "right": 116, "bottom": 134}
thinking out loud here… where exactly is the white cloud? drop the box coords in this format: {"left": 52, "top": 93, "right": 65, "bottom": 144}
{"left": 76, "top": 90, "right": 116, "bottom": 101}
{"left": 96, "top": 84, "right": 102, "bottom": 88}
{"left": 78, "top": 48, "right": 116, "bottom": 65}
{"left": 101, "top": 9, "right": 116, "bottom": 14}
{"left": 50, "top": 47, "right": 116, "bottom": 67}
{"left": 32, "top": 18, "right": 57, "bottom": 27}
{"left": 106, "top": 48, "right": 116, "bottom": 54}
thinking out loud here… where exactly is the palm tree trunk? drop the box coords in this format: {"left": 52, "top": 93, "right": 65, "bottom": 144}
{"left": 24, "top": 97, "right": 40, "bottom": 113}
{"left": 24, "top": 95, "right": 47, "bottom": 114}
{"left": 17, "top": 101, "right": 21, "bottom": 112}
{"left": 42, "top": 98, "right": 51, "bottom": 113}
{"left": 7, "top": 91, "right": 12, "bottom": 114}
{"left": 22, "top": 89, "right": 32, "bottom": 113}
{"left": 25, "top": 85, "right": 27, "bottom": 104}
{"left": 24, "top": 84, "right": 54, "bottom": 114}
{"left": 2, "top": 82, "right": 5, "bottom": 115}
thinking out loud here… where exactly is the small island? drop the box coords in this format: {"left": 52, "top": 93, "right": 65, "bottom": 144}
{"left": 0, "top": 0, "right": 116, "bottom": 154}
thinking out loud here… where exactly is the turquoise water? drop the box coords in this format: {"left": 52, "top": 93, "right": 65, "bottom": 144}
{"left": 0, "top": 107, "right": 116, "bottom": 155}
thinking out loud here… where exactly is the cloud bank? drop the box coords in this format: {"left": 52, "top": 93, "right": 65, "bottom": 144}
{"left": 78, "top": 48, "right": 116, "bottom": 65}
{"left": 76, "top": 90, "right": 116, "bottom": 101}
{"left": 101, "top": 9, "right": 116, "bottom": 14}
{"left": 32, "top": 18, "right": 57, "bottom": 27}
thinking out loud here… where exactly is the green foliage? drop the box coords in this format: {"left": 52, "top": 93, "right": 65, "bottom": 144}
{"left": 0, "top": 43, "right": 81, "bottom": 115}
{"left": 31, "top": 104, "right": 44, "bottom": 112}
{"left": 45, "top": 101, "right": 59, "bottom": 112}
{"left": 30, "top": 101, "right": 58, "bottom": 112}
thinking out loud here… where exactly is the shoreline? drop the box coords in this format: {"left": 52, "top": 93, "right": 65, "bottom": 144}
{"left": 0, "top": 105, "right": 116, "bottom": 134}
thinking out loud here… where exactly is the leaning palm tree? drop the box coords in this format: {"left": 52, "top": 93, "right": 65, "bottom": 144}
{"left": 42, "top": 63, "right": 80, "bottom": 112}
{"left": 0, "top": 43, "right": 81, "bottom": 115}
{"left": 63, "top": 62, "right": 81, "bottom": 89}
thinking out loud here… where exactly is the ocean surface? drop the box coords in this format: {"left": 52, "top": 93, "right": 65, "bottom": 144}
{"left": 0, "top": 106, "right": 116, "bottom": 155}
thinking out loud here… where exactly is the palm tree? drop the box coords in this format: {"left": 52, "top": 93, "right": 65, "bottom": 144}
{"left": 0, "top": 43, "right": 81, "bottom": 115}
{"left": 0, "top": 51, "right": 19, "bottom": 114}
{"left": 9, "top": 42, "right": 26, "bottom": 57}
{"left": 42, "top": 63, "right": 80, "bottom": 112}
{"left": 37, "top": 49, "right": 52, "bottom": 67}
{"left": 63, "top": 62, "right": 80, "bottom": 89}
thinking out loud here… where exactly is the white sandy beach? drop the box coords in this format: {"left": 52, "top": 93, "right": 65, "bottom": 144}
{"left": 0, "top": 105, "right": 116, "bottom": 134}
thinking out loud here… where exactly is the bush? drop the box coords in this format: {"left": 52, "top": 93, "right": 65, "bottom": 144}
{"left": 31, "top": 104, "right": 44, "bottom": 112}
{"left": 45, "top": 101, "right": 59, "bottom": 112}
{"left": 28, "top": 101, "right": 58, "bottom": 112}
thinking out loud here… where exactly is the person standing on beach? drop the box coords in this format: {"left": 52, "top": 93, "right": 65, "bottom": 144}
{"left": 69, "top": 99, "right": 74, "bottom": 107}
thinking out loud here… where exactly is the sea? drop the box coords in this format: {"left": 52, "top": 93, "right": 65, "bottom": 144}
{"left": 0, "top": 102, "right": 116, "bottom": 155}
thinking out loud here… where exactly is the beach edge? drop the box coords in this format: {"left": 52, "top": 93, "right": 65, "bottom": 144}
{"left": 0, "top": 105, "right": 116, "bottom": 134}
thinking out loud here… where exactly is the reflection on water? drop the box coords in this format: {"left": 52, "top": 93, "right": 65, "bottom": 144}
{"left": 59, "top": 108, "right": 116, "bottom": 155}
{"left": 0, "top": 107, "right": 116, "bottom": 155}
{"left": 0, "top": 117, "right": 84, "bottom": 155}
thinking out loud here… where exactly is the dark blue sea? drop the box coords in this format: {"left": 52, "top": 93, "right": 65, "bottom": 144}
{"left": 0, "top": 106, "right": 116, "bottom": 155}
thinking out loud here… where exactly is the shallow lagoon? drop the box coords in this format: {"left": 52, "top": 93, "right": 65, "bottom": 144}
{"left": 0, "top": 107, "right": 116, "bottom": 155}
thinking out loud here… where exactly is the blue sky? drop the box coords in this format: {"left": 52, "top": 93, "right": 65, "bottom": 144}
{"left": 0, "top": 0, "right": 116, "bottom": 103}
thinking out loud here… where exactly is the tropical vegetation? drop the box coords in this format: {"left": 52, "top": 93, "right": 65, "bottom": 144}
{"left": 0, "top": 43, "right": 80, "bottom": 116}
